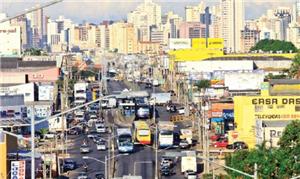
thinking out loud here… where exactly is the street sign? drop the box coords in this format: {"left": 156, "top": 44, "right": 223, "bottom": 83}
{"left": 11, "top": 160, "right": 26, "bottom": 179}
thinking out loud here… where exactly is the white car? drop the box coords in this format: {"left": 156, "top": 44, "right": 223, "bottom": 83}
{"left": 44, "top": 132, "right": 56, "bottom": 139}
{"left": 178, "top": 107, "right": 185, "bottom": 115}
{"left": 96, "top": 141, "right": 107, "bottom": 151}
{"left": 95, "top": 123, "right": 106, "bottom": 133}
{"left": 80, "top": 144, "right": 90, "bottom": 153}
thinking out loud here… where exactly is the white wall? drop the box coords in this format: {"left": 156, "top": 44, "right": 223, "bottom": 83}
{"left": 224, "top": 71, "right": 265, "bottom": 90}
{"left": 0, "top": 25, "right": 21, "bottom": 55}
{"left": 0, "top": 83, "right": 35, "bottom": 102}
{"left": 177, "top": 60, "right": 254, "bottom": 73}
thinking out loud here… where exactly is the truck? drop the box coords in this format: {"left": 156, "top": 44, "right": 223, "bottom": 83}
{"left": 74, "top": 82, "right": 87, "bottom": 104}
{"left": 180, "top": 129, "right": 193, "bottom": 145}
{"left": 48, "top": 116, "right": 67, "bottom": 133}
{"left": 181, "top": 151, "right": 197, "bottom": 174}
{"left": 158, "top": 121, "right": 174, "bottom": 148}
{"left": 150, "top": 93, "right": 171, "bottom": 105}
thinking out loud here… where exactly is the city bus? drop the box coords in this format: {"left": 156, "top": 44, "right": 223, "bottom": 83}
{"left": 158, "top": 121, "right": 174, "bottom": 148}
{"left": 132, "top": 121, "right": 151, "bottom": 145}
{"left": 116, "top": 128, "right": 134, "bottom": 153}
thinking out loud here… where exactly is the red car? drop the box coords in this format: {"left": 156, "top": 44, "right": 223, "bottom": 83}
{"left": 210, "top": 134, "right": 225, "bottom": 141}
{"left": 213, "top": 140, "right": 228, "bottom": 148}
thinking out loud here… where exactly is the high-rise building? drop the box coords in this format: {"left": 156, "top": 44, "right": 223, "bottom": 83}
{"left": 287, "top": 22, "right": 300, "bottom": 48}
{"left": 26, "top": 6, "right": 44, "bottom": 48}
{"left": 221, "top": 0, "right": 245, "bottom": 52}
{"left": 127, "top": 0, "right": 161, "bottom": 42}
{"left": 10, "top": 15, "right": 29, "bottom": 50}
{"left": 240, "top": 26, "right": 260, "bottom": 52}
{"left": 47, "top": 19, "right": 58, "bottom": 46}
{"left": 150, "top": 26, "right": 164, "bottom": 44}
{"left": 210, "top": 5, "right": 222, "bottom": 38}
{"left": 179, "top": 22, "right": 206, "bottom": 39}
{"left": 274, "top": 7, "right": 292, "bottom": 41}
{"left": 109, "top": 22, "right": 137, "bottom": 54}
{"left": 185, "top": 2, "right": 205, "bottom": 22}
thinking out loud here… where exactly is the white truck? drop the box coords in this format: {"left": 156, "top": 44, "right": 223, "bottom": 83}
{"left": 181, "top": 151, "right": 197, "bottom": 174}
{"left": 48, "top": 116, "right": 66, "bottom": 133}
{"left": 158, "top": 121, "right": 174, "bottom": 148}
{"left": 74, "top": 82, "right": 87, "bottom": 104}
{"left": 150, "top": 93, "right": 171, "bottom": 105}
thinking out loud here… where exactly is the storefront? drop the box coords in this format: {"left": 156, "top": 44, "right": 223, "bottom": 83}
{"left": 234, "top": 95, "right": 300, "bottom": 149}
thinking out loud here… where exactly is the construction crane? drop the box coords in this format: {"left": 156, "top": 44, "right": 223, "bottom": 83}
{"left": 0, "top": 0, "right": 63, "bottom": 23}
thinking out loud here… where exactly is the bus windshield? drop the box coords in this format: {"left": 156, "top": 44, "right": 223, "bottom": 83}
{"left": 138, "top": 129, "right": 150, "bottom": 136}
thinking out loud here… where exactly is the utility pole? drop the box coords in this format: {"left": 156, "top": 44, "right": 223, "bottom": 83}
{"left": 31, "top": 105, "right": 35, "bottom": 179}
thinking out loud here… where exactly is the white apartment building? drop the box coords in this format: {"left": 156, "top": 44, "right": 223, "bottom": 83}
{"left": 185, "top": 2, "right": 205, "bottom": 22}
{"left": 221, "top": 0, "right": 245, "bottom": 52}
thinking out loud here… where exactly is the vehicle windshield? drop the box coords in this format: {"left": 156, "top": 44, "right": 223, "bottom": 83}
{"left": 138, "top": 129, "right": 150, "bottom": 136}
{"left": 160, "top": 130, "right": 173, "bottom": 135}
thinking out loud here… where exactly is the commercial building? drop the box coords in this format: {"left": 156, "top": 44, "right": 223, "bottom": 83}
{"left": 109, "top": 22, "right": 138, "bottom": 54}
{"left": 0, "top": 134, "right": 18, "bottom": 179}
{"left": 185, "top": 2, "right": 205, "bottom": 22}
{"left": 179, "top": 22, "right": 206, "bottom": 39}
{"left": 221, "top": 0, "right": 245, "bottom": 52}
{"left": 234, "top": 81, "right": 300, "bottom": 148}
{"left": 0, "top": 15, "right": 22, "bottom": 56}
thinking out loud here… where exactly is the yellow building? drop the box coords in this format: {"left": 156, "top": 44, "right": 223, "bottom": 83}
{"left": 168, "top": 38, "right": 296, "bottom": 62}
{"left": 109, "top": 22, "right": 137, "bottom": 54}
{"left": 0, "top": 134, "right": 7, "bottom": 179}
{"left": 234, "top": 83, "right": 300, "bottom": 149}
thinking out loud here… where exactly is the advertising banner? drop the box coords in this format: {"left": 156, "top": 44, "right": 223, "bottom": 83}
{"left": 11, "top": 160, "right": 26, "bottom": 179}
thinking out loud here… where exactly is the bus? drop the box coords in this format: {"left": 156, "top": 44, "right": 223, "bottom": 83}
{"left": 116, "top": 128, "right": 134, "bottom": 153}
{"left": 132, "top": 121, "right": 151, "bottom": 145}
{"left": 158, "top": 121, "right": 174, "bottom": 148}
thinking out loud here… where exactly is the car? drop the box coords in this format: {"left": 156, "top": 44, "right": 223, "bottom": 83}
{"left": 160, "top": 166, "right": 173, "bottom": 176}
{"left": 167, "top": 105, "right": 177, "bottom": 113}
{"left": 80, "top": 144, "right": 91, "bottom": 153}
{"left": 210, "top": 134, "right": 225, "bottom": 141}
{"left": 145, "top": 83, "right": 152, "bottom": 88}
{"left": 95, "top": 173, "right": 105, "bottom": 179}
{"left": 87, "top": 131, "right": 98, "bottom": 139}
{"left": 184, "top": 170, "right": 197, "bottom": 179}
{"left": 178, "top": 107, "right": 185, "bottom": 115}
{"left": 77, "top": 173, "right": 89, "bottom": 179}
{"left": 227, "top": 141, "right": 248, "bottom": 150}
{"left": 44, "top": 132, "right": 56, "bottom": 139}
{"left": 95, "top": 123, "right": 106, "bottom": 133}
{"left": 62, "top": 159, "right": 77, "bottom": 171}
{"left": 179, "top": 140, "right": 190, "bottom": 149}
{"left": 68, "top": 127, "right": 82, "bottom": 135}
{"left": 213, "top": 139, "right": 228, "bottom": 148}
{"left": 167, "top": 90, "right": 176, "bottom": 96}
{"left": 96, "top": 141, "right": 107, "bottom": 151}
{"left": 160, "top": 158, "right": 174, "bottom": 168}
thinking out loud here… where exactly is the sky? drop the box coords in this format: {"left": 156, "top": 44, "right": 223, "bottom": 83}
{"left": 0, "top": 0, "right": 296, "bottom": 23}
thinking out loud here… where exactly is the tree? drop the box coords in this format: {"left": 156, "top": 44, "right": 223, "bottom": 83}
{"left": 194, "top": 80, "right": 211, "bottom": 91}
{"left": 225, "top": 120, "right": 300, "bottom": 178}
{"left": 23, "top": 48, "right": 47, "bottom": 56}
{"left": 39, "top": 128, "right": 48, "bottom": 139}
{"left": 289, "top": 53, "right": 300, "bottom": 78}
{"left": 250, "top": 39, "right": 298, "bottom": 53}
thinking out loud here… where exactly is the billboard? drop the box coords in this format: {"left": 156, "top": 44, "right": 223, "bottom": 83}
{"left": 168, "top": 38, "right": 191, "bottom": 50}
{"left": 11, "top": 161, "right": 26, "bottom": 179}
{"left": 38, "top": 85, "right": 54, "bottom": 101}
{"left": 192, "top": 38, "right": 224, "bottom": 49}
{"left": 224, "top": 71, "right": 264, "bottom": 91}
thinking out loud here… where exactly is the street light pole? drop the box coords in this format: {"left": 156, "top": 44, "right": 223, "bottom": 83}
{"left": 31, "top": 105, "right": 35, "bottom": 179}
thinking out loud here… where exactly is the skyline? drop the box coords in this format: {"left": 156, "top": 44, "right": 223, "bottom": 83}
{"left": 0, "top": 0, "right": 296, "bottom": 23}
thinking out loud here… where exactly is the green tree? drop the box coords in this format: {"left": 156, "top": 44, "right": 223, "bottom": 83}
{"left": 194, "top": 80, "right": 211, "bottom": 91}
{"left": 225, "top": 120, "right": 300, "bottom": 178}
{"left": 23, "top": 48, "right": 47, "bottom": 56}
{"left": 39, "top": 128, "right": 48, "bottom": 139}
{"left": 289, "top": 53, "right": 300, "bottom": 78}
{"left": 250, "top": 39, "right": 298, "bottom": 53}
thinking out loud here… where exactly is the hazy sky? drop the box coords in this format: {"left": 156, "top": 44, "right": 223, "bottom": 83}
{"left": 0, "top": 0, "right": 295, "bottom": 23}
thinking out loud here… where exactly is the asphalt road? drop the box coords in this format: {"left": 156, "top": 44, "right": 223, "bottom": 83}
{"left": 61, "top": 80, "right": 187, "bottom": 179}
{"left": 108, "top": 81, "right": 186, "bottom": 179}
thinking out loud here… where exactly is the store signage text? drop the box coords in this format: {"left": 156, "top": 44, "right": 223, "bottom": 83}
{"left": 252, "top": 98, "right": 300, "bottom": 105}
{"left": 255, "top": 114, "right": 300, "bottom": 119}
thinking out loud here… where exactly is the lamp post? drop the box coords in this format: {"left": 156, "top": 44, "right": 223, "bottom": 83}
{"left": 82, "top": 154, "right": 128, "bottom": 179}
